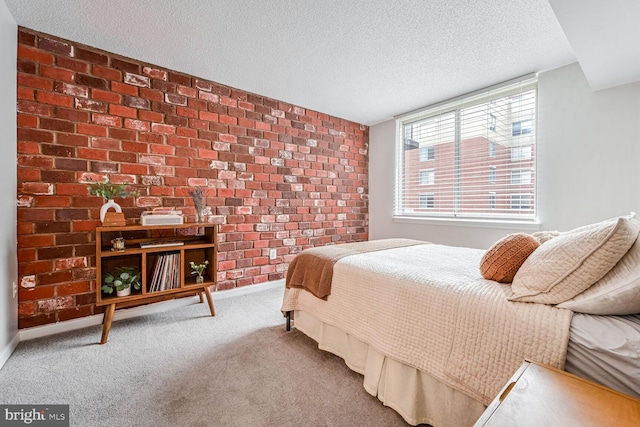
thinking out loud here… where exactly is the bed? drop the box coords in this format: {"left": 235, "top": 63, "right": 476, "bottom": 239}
{"left": 280, "top": 215, "right": 640, "bottom": 426}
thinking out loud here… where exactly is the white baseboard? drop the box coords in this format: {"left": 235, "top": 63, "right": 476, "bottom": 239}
{"left": 18, "top": 279, "right": 285, "bottom": 342}
{"left": 0, "top": 333, "right": 19, "bottom": 370}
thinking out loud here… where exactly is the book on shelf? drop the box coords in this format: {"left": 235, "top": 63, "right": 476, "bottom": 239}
{"left": 139, "top": 240, "right": 185, "bottom": 249}
{"left": 148, "top": 252, "right": 181, "bottom": 292}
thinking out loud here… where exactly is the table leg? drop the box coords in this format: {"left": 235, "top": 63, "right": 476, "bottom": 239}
{"left": 203, "top": 285, "right": 216, "bottom": 316}
{"left": 100, "top": 304, "right": 116, "bottom": 344}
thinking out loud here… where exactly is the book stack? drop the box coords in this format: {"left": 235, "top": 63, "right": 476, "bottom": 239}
{"left": 149, "top": 252, "right": 181, "bottom": 292}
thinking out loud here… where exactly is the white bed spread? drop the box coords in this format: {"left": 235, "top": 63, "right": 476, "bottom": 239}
{"left": 281, "top": 241, "right": 573, "bottom": 405}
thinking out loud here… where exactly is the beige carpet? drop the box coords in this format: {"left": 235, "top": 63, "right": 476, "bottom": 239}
{"left": 0, "top": 284, "right": 411, "bottom": 426}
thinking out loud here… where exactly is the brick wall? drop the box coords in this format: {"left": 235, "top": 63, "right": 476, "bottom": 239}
{"left": 16, "top": 28, "right": 369, "bottom": 329}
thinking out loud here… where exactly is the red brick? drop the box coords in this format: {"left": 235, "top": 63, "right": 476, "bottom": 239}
{"left": 38, "top": 37, "right": 73, "bottom": 55}
{"left": 139, "top": 110, "right": 163, "bottom": 122}
{"left": 18, "top": 45, "right": 54, "bottom": 64}
{"left": 55, "top": 81, "right": 88, "bottom": 97}
{"left": 17, "top": 115, "right": 37, "bottom": 128}
{"left": 177, "top": 86, "right": 197, "bottom": 98}
{"left": 18, "top": 285, "right": 55, "bottom": 302}
{"left": 122, "top": 141, "right": 149, "bottom": 153}
{"left": 93, "top": 114, "right": 122, "bottom": 127}
{"left": 111, "top": 58, "right": 140, "bottom": 74}
{"left": 57, "top": 108, "right": 90, "bottom": 123}
{"left": 18, "top": 155, "right": 54, "bottom": 170}
{"left": 112, "top": 81, "right": 139, "bottom": 96}
{"left": 92, "top": 88, "right": 121, "bottom": 103}
{"left": 57, "top": 133, "right": 89, "bottom": 146}
{"left": 22, "top": 182, "right": 53, "bottom": 194}
{"left": 18, "top": 302, "right": 35, "bottom": 317}
{"left": 92, "top": 64, "right": 122, "bottom": 81}
{"left": 56, "top": 183, "right": 90, "bottom": 195}
{"left": 18, "top": 234, "right": 55, "bottom": 248}
{"left": 34, "top": 196, "right": 72, "bottom": 209}
{"left": 152, "top": 123, "right": 175, "bottom": 134}
{"left": 143, "top": 66, "right": 167, "bottom": 80}
{"left": 75, "top": 98, "right": 106, "bottom": 112}
{"left": 124, "top": 72, "right": 150, "bottom": 87}
{"left": 57, "top": 56, "right": 88, "bottom": 72}
{"left": 40, "top": 118, "right": 74, "bottom": 132}
{"left": 75, "top": 47, "right": 108, "bottom": 65}
{"left": 18, "top": 30, "right": 36, "bottom": 46}
{"left": 18, "top": 74, "right": 53, "bottom": 91}
{"left": 123, "top": 95, "right": 150, "bottom": 109}
{"left": 109, "top": 128, "right": 137, "bottom": 140}
{"left": 20, "top": 260, "right": 54, "bottom": 275}
{"left": 58, "top": 305, "right": 94, "bottom": 322}
{"left": 17, "top": 87, "right": 35, "bottom": 101}
{"left": 17, "top": 100, "right": 54, "bottom": 116}
{"left": 78, "top": 123, "right": 107, "bottom": 137}
{"left": 140, "top": 88, "right": 164, "bottom": 102}
{"left": 36, "top": 91, "right": 73, "bottom": 107}
{"left": 18, "top": 313, "right": 56, "bottom": 329}
{"left": 77, "top": 147, "right": 109, "bottom": 161}
{"left": 124, "top": 119, "right": 150, "bottom": 131}
{"left": 109, "top": 104, "right": 137, "bottom": 118}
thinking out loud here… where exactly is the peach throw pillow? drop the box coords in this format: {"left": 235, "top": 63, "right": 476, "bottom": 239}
{"left": 480, "top": 233, "right": 540, "bottom": 283}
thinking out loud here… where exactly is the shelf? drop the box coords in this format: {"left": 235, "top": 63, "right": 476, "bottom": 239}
{"left": 95, "top": 223, "right": 218, "bottom": 343}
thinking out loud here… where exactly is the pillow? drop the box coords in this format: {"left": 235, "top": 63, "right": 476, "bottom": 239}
{"left": 480, "top": 233, "right": 540, "bottom": 283}
{"left": 558, "top": 233, "right": 640, "bottom": 314}
{"left": 531, "top": 230, "right": 561, "bottom": 244}
{"left": 509, "top": 214, "right": 640, "bottom": 305}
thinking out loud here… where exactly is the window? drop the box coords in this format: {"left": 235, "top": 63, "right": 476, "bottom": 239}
{"left": 419, "top": 169, "right": 435, "bottom": 185}
{"left": 489, "top": 192, "right": 496, "bottom": 209}
{"left": 511, "top": 145, "right": 532, "bottom": 161}
{"left": 419, "top": 146, "right": 435, "bottom": 161}
{"left": 512, "top": 119, "right": 533, "bottom": 136}
{"left": 419, "top": 193, "right": 435, "bottom": 209}
{"left": 511, "top": 169, "right": 532, "bottom": 185}
{"left": 511, "top": 194, "right": 532, "bottom": 210}
{"left": 395, "top": 76, "right": 537, "bottom": 221}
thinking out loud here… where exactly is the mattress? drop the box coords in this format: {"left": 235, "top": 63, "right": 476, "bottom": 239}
{"left": 565, "top": 313, "right": 640, "bottom": 397}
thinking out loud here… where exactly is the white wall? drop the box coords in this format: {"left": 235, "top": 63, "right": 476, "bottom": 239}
{"left": 369, "top": 62, "right": 640, "bottom": 249}
{"left": 0, "top": 0, "right": 18, "bottom": 369}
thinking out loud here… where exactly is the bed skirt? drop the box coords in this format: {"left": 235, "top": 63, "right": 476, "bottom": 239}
{"left": 294, "top": 310, "right": 487, "bottom": 427}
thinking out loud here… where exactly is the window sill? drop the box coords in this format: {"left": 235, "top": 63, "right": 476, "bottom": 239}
{"left": 393, "top": 216, "right": 541, "bottom": 231}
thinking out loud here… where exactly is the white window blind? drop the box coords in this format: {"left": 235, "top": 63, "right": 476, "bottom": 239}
{"left": 395, "top": 76, "right": 537, "bottom": 221}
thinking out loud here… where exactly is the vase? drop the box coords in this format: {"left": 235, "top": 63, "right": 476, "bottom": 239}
{"left": 100, "top": 199, "right": 122, "bottom": 223}
{"left": 116, "top": 285, "right": 131, "bottom": 297}
{"left": 196, "top": 274, "right": 204, "bottom": 284}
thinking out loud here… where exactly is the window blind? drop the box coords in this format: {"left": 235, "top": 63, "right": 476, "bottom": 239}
{"left": 394, "top": 76, "right": 537, "bottom": 221}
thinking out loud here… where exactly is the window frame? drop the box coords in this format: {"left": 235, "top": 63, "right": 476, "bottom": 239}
{"left": 419, "top": 193, "right": 435, "bottom": 209}
{"left": 394, "top": 75, "right": 538, "bottom": 224}
{"left": 419, "top": 168, "right": 435, "bottom": 186}
{"left": 419, "top": 146, "right": 435, "bottom": 162}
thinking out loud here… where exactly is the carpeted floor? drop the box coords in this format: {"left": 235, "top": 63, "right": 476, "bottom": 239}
{"left": 0, "top": 284, "right": 411, "bottom": 426}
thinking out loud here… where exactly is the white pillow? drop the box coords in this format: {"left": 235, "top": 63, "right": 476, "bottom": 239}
{"left": 509, "top": 214, "right": 640, "bottom": 305}
{"left": 558, "top": 234, "right": 640, "bottom": 314}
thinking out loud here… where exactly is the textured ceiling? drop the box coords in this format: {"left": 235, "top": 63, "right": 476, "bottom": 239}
{"left": 4, "top": 0, "right": 576, "bottom": 125}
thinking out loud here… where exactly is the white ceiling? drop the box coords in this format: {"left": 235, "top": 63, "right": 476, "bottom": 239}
{"left": 3, "top": 0, "right": 626, "bottom": 126}
{"left": 549, "top": 0, "right": 640, "bottom": 91}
